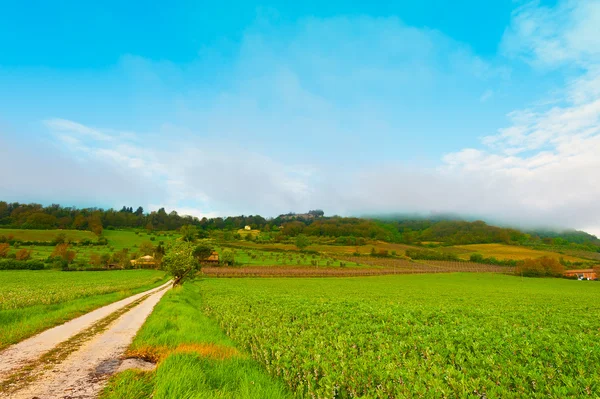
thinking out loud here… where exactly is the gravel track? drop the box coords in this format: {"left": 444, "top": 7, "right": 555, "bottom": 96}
{"left": 0, "top": 281, "right": 171, "bottom": 398}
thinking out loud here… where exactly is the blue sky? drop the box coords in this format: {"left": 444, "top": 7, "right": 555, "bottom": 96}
{"left": 1, "top": 0, "right": 599, "bottom": 235}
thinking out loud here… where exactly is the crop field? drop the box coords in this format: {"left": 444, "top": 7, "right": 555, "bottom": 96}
{"left": 446, "top": 243, "right": 586, "bottom": 262}
{"left": 202, "top": 259, "right": 513, "bottom": 278}
{"left": 340, "top": 256, "right": 515, "bottom": 273}
{"left": 101, "top": 283, "right": 292, "bottom": 399}
{"left": 199, "top": 274, "right": 600, "bottom": 398}
{"left": 0, "top": 270, "right": 166, "bottom": 348}
{"left": 220, "top": 240, "right": 419, "bottom": 256}
{"left": 214, "top": 246, "right": 360, "bottom": 268}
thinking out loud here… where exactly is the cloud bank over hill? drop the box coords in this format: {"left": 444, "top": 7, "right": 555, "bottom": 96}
{"left": 1, "top": 0, "right": 599, "bottom": 236}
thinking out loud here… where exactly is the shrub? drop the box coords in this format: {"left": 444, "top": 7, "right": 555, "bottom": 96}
{"left": 15, "top": 248, "right": 32, "bottom": 261}
{"left": 0, "top": 243, "right": 10, "bottom": 258}
{"left": 221, "top": 250, "right": 235, "bottom": 266}
{"left": 52, "top": 243, "right": 76, "bottom": 264}
{"left": 0, "top": 259, "right": 44, "bottom": 270}
{"left": 515, "top": 257, "right": 564, "bottom": 277}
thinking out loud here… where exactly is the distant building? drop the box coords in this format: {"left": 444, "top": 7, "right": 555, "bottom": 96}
{"left": 244, "top": 225, "right": 252, "bottom": 231}
{"left": 130, "top": 255, "right": 157, "bottom": 268}
{"left": 564, "top": 269, "right": 597, "bottom": 280}
{"left": 205, "top": 251, "right": 219, "bottom": 264}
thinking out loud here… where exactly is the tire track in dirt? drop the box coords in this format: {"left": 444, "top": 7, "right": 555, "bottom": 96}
{"left": 0, "top": 280, "right": 171, "bottom": 381}
{"left": 0, "top": 281, "right": 171, "bottom": 398}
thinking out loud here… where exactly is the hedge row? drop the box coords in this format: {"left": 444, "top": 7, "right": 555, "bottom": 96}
{"left": 0, "top": 259, "right": 45, "bottom": 270}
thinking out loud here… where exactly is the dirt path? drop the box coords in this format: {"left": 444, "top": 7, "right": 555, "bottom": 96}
{"left": 0, "top": 281, "right": 171, "bottom": 398}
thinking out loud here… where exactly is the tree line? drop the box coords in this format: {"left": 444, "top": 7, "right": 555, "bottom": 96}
{"left": 1, "top": 201, "right": 598, "bottom": 250}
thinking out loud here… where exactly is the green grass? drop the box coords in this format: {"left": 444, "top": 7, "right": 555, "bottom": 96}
{"left": 0, "top": 270, "right": 167, "bottom": 348}
{"left": 102, "top": 230, "right": 179, "bottom": 251}
{"left": 2, "top": 229, "right": 180, "bottom": 265}
{"left": 213, "top": 246, "right": 362, "bottom": 268}
{"left": 0, "top": 228, "right": 97, "bottom": 242}
{"left": 198, "top": 274, "right": 600, "bottom": 398}
{"left": 101, "top": 283, "right": 292, "bottom": 399}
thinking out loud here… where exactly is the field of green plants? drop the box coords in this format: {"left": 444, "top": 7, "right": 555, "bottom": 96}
{"left": 199, "top": 274, "right": 600, "bottom": 398}
{"left": 101, "top": 283, "right": 292, "bottom": 399}
{"left": 0, "top": 270, "right": 167, "bottom": 348}
{"left": 212, "top": 246, "right": 360, "bottom": 268}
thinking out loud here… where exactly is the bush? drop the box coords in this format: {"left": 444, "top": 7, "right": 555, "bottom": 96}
{"left": 221, "top": 249, "right": 235, "bottom": 266}
{"left": 515, "top": 257, "right": 564, "bottom": 277}
{"left": 15, "top": 248, "right": 32, "bottom": 260}
{"left": 0, "top": 243, "right": 10, "bottom": 258}
{"left": 0, "top": 259, "right": 45, "bottom": 270}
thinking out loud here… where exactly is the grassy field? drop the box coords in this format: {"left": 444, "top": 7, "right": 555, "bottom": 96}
{"left": 101, "top": 284, "right": 292, "bottom": 399}
{"left": 222, "top": 240, "right": 419, "bottom": 256}
{"left": 444, "top": 243, "right": 587, "bottom": 262}
{"left": 0, "top": 229, "right": 180, "bottom": 265}
{"left": 0, "top": 228, "right": 97, "bottom": 242}
{"left": 213, "top": 246, "right": 361, "bottom": 268}
{"left": 0, "top": 270, "right": 167, "bottom": 349}
{"left": 194, "top": 274, "right": 600, "bottom": 398}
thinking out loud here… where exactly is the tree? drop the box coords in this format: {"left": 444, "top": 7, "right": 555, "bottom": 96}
{"left": 0, "top": 243, "right": 9, "bottom": 258}
{"left": 221, "top": 249, "right": 235, "bottom": 266}
{"left": 53, "top": 232, "right": 67, "bottom": 245}
{"left": 180, "top": 225, "right": 198, "bottom": 242}
{"left": 295, "top": 234, "right": 311, "bottom": 250}
{"left": 162, "top": 241, "right": 199, "bottom": 286}
{"left": 52, "top": 243, "right": 76, "bottom": 264}
{"left": 139, "top": 241, "right": 155, "bottom": 256}
{"left": 193, "top": 244, "right": 213, "bottom": 262}
{"left": 15, "top": 248, "right": 32, "bottom": 260}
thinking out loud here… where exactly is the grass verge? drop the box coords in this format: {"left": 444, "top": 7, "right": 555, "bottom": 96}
{"left": 100, "top": 283, "right": 292, "bottom": 399}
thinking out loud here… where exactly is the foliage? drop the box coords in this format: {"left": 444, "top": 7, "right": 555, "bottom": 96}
{"left": 51, "top": 243, "right": 76, "bottom": 264}
{"left": 15, "top": 248, "right": 32, "bottom": 260}
{"left": 179, "top": 225, "right": 198, "bottom": 242}
{"left": 162, "top": 241, "right": 199, "bottom": 285}
{"left": 515, "top": 256, "right": 565, "bottom": 277}
{"left": 0, "top": 243, "right": 10, "bottom": 257}
{"left": 294, "top": 234, "right": 310, "bottom": 250}
{"left": 138, "top": 241, "right": 155, "bottom": 256}
{"left": 2, "top": 202, "right": 598, "bottom": 253}
{"left": 221, "top": 249, "right": 235, "bottom": 266}
{"left": 0, "top": 259, "right": 44, "bottom": 270}
{"left": 193, "top": 244, "right": 213, "bottom": 262}
{"left": 201, "top": 274, "right": 600, "bottom": 398}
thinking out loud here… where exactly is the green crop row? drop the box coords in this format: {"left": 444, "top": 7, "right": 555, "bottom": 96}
{"left": 200, "top": 274, "right": 600, "bottom": 398}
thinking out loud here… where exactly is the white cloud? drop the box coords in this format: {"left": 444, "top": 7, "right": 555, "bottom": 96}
{"left": 4, "top": 7, "right": 599, "bottom": 236}
{"left": 44, "top": 118, "right": 113, "bottom": 141}
{"left": 43, "top": 119, "right": 315, "bottom": 217}
{"left": 501, "top": 0, "right": 600, "bottom": 68}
